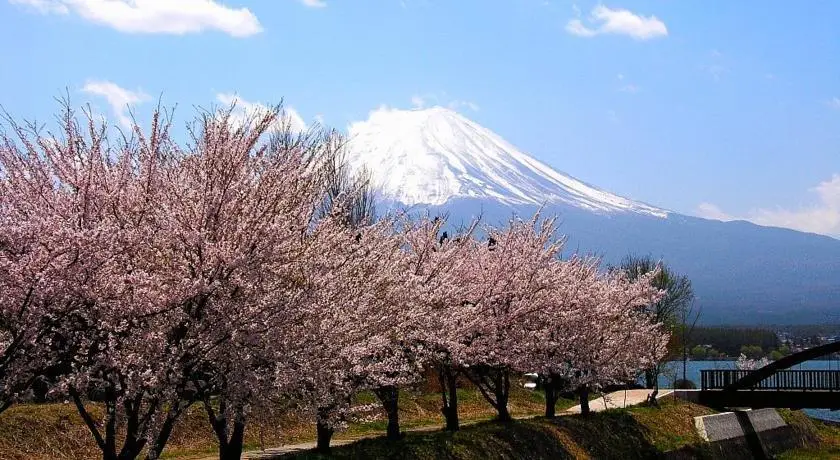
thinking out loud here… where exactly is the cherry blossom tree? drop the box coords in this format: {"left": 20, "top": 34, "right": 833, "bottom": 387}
{"left": 401, "top": 215, "right": 477, "bottom": 432}
{"left": 550, "top": 269, "right": 667, "bottom": 415}
{"left": 518, "top": 254, "right": 604, "bottom": 418}
{"left": 0, "top": 100, "right": 349, "bottom": 460}
{"left": 735, "top": 353, "right": 770, "bottom": 371}
{"left": 289, "top": 215, "right": 408, "bottom": 453}
{"left": 0, "top": 102, "right": 192, "bottom": 460}
{"left": 162, "top": 106, "right": 335, "bottom": 460}
{"left": 0, "top": 104, "right": 124, "bottom": 415}
{"left": 1, "top": 98, "right": 673, "bottom": 458}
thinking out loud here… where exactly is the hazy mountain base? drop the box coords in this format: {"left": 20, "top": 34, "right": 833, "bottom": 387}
{"left": 389, "top": 197, "right": 840, "bottom": 325}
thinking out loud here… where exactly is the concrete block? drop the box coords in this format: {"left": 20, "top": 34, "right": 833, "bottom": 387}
{"left": 689, "top": 408, "right": 799, "bottom": 459}
{"left": 694, "top": 409, "right": 786, "bottom": 442}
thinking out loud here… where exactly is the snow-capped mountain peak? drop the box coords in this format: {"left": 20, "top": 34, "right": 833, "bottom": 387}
{"left": 345, "top": 106, "right": 667, "bottom": 218}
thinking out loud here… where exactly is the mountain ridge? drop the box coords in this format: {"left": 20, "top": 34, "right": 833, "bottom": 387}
{"left": 344, "top": 107, "right": 840, "bottom": 324}
{"left": 346, "top": 106, "right": 667, "bottom": 217}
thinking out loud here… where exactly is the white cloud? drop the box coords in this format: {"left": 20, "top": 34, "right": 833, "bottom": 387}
{"left": 696, "top": 174, "right": 840, "bottom": 238}
{"left": 695, "top": 203, "right": 735, "bottom": 222}
{"left": 299, "top": 0, "right": 326, "bottom": 7}
{"left": 11, "top": 0, "right": 262, "bottom": 37}
{"left": 81, "top": 80, "right": 149, "bottom": 129}
{"left": 566, "top": 5, "right": 667, "bottom": 40}
{"left": 215, "top": 93, "right": 307, "bottom": 133}
{"left": 827, "top": 97, "right": 840, "bottom": 109}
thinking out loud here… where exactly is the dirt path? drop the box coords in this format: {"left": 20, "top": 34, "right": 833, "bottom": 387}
{"left": 565, "top": 389, "right": 674, "bottom": 414}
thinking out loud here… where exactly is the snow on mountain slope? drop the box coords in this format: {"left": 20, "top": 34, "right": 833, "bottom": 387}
{"left": 345, "top": 106, "right": 668, "bottom": 217}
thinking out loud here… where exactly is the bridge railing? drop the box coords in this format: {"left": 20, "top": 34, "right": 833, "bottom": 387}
{"left": 701, "top": 369, "right": 840, "bottom": 391}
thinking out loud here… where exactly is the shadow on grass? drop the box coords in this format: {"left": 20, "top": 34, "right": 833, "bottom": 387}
{"left": 278, "top": 410, "right": 664, "bottom": 460}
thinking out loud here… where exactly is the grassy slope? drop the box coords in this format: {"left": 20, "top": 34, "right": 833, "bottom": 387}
{"left": 287, "top": 400, "right": 718, "bottom": 460}
{"left": 0, "top": 386, "right": 570, "bottom": 460}
{"left": 284, "top": 402, "right": 840, "bottom": 460}
{"left": 777, "top": 410, "right": 840, "bottom": 460}
{"left": 2, "top": 390, "right": 836, "bottom": 460}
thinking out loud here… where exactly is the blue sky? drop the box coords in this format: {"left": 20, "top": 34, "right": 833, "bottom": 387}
{"left": 1, "top": 0, "right": 839, "bottom": 237}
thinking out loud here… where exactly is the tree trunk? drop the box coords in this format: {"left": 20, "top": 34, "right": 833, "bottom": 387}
{"left": 146, "top": 417, "right": 175, "bottom": 460}
{"left": 117, "top": 437, "right": 145, "bottom": 460}
{"left": 466, "top": 367, "right": 511, "bottom": 422}
{"left": 544, "top": 377, "right": 558, "bottom": 419}
{"left": 204, "top": 398, "right": 248, "bottom": 460}
{"left": 644, "top": 368, "right": 656, "bottom": 389}
{"left": 578, "top": 386, "right": 590, "bottom": 416}
{"left": 494, "top": 371, "right": 512, "bottom": 422}
{"left": 146, "top": 405, "right": 184, "bottom": 460}
{"left": 218, "top": 417, "right": 246, "bottom": 460}
{"left": 316, "top": 418, "right": 334, "bottom": 454}
{"left": 374, "top": 386, "right": 401, "bottom": 440}
{"left": 438, "top": 366, "right": 460, "bottom": 431}
{"left": 647, "top": 380, "right": 661, "bottom": 407}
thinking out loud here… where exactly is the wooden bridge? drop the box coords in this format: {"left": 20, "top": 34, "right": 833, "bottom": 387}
{"left": 698, "top": 341, "right": 840, "bottom": 410}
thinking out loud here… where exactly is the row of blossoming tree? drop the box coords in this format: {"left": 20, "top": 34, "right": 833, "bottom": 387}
{"left": 0, "top": 102, "right": 670, "bottom": 460}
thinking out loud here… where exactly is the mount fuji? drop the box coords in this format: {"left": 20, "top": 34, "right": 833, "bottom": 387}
{"left": 345, "top": 107, "right": 840, "bottom": 324}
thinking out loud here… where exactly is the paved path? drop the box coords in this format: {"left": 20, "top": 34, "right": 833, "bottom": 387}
{"left": 564, "top": 389, "right": 674, "bottom": 414}
{"left": 198, "top": 389, "right": 670, "bottom": 459}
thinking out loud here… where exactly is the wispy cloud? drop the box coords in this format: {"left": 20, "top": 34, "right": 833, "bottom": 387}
{"left": 615, "top": 74, "right": 640, "bottom": 93}
{"left": 704, "top": 64, "right": 727, "bottom": 81}
{"left": 81, "top": 80, "right": 149, "bottom": 129}
{"left": 448, "top": 100, "right": 480, "bottom": 112}
{"left": 702, "top": 49, "right": 728, "bottom": 81}
{"left": 696, "top": 174, "right": 840, "bottom": 238}
{"left": 410, "top": 95, "right": 428, "bottom": 109}
{"left": 299, "top": 0, "right": 326, "bottom": 8}
{"left": 9, "top": 0, "right": 67, "bottom": 14}
{"left": 215, "top": 93, "right": 307, "bottom": 133}
{"left": 411, "top": 93, "right": 480, "bottom": 112}
{"left": 10, "top": 0, "right": 262, "bottom": 37}
{"left": 566, "top": 5, "right": 667, "bottom": 40}
{"left": 695, "top": 203, "right": 735, "bottom": 222}
{"left": 826, "top": 97, "right": 840, "bottom": 109}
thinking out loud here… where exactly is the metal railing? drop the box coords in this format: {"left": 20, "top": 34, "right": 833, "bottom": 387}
{"left": 701, "top": 369, "right": 840, "bottom": 391}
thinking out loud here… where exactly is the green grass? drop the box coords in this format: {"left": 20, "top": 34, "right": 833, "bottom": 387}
{"left": 5, "top": 386, "right": 835, "bottom": 460}
{"left": 279, "top": 401, "right": 840, "bottom": 460}
{"left": 776, "top": 410, "right": 840, "bottom": 460}
{"left": 284, "top": 400, "right": 718, "bottom": 460}
{"left": 0, "top": 385, "right": 569, "bottom": 459}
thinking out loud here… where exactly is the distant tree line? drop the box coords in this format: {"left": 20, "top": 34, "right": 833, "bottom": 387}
{"left": 687, "top": 327, "right": 781, "bottom": 358}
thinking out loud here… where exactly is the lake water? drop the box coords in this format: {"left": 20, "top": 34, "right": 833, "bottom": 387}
{"left": 658, "top": 360, "right": 840, "bottom": 423}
